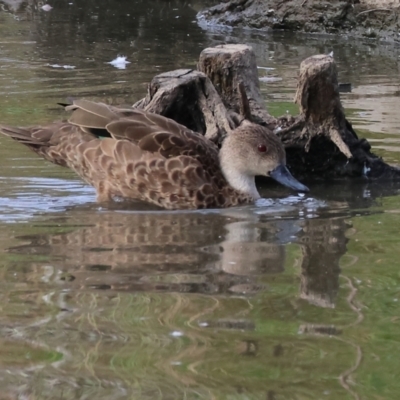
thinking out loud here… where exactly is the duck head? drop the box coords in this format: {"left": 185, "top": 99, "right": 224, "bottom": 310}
{"left": 219, "top": 122, "right": 309, "bottom": 199}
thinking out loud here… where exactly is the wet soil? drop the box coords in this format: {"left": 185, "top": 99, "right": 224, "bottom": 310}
{"left": 198, "top": 0, "right": 400, "bottom": 44}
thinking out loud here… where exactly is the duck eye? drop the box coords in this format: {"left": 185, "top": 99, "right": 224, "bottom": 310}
{"left": 258, "top": 144, "right": 267, "bottom": 152}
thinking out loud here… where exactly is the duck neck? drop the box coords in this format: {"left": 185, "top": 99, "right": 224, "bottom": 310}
{"left": 223, "top": 169, "right": 261, "bottom": 200}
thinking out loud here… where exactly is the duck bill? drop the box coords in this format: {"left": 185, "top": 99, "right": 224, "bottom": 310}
{"left": 270, "top": 164, "right": 309, "bottom": 192}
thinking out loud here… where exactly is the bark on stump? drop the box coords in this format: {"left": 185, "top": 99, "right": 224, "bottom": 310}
{"left": 132, "top": 68, "right": 235, "bottom": 143}
{"left": 295, "top": 54, "right": 352, "bottom": 158}
{"left": 198, "top": 44, "right": 275, "bottom": 127}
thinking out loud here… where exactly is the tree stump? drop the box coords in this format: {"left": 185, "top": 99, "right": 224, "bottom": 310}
{"left": 132, "top": 44, "right": 400, "bottom": 181}
{"left": 278, "top": 54, "right": 400, "bottom": 180}
{"left": 198, "top": 44, "right": 275, "bottom": 127}
{"left": 294, "top": 54, "right": 352, "bottom": 158}
{"left": 132, "top": 69, "right": 235, "bottom": 142}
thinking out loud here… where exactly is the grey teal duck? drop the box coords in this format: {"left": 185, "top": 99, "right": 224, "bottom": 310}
{"left": 0, "top": 100, "right": 308, "bottom": 209}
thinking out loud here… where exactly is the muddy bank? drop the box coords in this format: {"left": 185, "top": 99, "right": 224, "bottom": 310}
{"left": 198, "top": 0, "right": 400, "bottom": 44}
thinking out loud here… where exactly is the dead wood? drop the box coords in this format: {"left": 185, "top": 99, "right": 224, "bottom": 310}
{"left": 132, "top": 68, "right": 235, "bottom": 143}
{"left": 132, "top": 44, "right": 400, "bottom": 181}
{"left": 294, "top": 54, "right": 352, "bottom": 158}
{"left": 198, "top": 44, "right": 275, "bottom": 128}
{"left": 277, "top": 53, "right": 400, "bottom": 180}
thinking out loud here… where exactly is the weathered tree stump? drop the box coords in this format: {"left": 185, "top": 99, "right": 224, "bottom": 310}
{"left": 198, "top": 44, "right": 275, "bottom": 127}
{"left": 278, "top": 53, "right": 400, "bottom": 180}
{"left": 294, "top": 54, "right": 352, "bottom": 158}
{"left": 132, "top": 69, "right": 235, "bottom": 143}
{"left": 132, "top": 44, "right": 400, "bottom": 182}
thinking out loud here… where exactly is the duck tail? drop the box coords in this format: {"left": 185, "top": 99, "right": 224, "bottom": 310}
{"left": 0, "top": 124, "right": 75, "bottom": 167}
{"left": 0, "top": 125, "right": 44, "bottom": 146}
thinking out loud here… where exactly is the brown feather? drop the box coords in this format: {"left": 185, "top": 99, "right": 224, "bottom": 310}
{"left": 69, "top": 108, "right": 111, "bottom": 129}
{"left": 68, "top": 99, "right": 118, "bottom": 120}
{"left": 99, "top": 138, "right": 116, "bottom": 158}
{"left": 106, "top": 120, "right": 151, "bottom": 142}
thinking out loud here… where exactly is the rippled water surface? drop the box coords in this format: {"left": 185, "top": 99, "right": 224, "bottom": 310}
{"left": 1, "top": 1, "right": 400, "bottom": 399}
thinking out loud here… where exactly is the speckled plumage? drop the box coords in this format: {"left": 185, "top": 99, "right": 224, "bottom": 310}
{"left": 0, "top": 100, "right": 306, "bottom": 209}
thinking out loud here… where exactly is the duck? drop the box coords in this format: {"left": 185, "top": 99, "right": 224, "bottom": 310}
{"left": 0, "top": 100, "right": 308, "bottom": 209}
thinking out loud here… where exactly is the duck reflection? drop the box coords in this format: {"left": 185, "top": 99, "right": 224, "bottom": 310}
{"left": 7, "top": 205, "right": 350, "bottom": 307}
{"left": 216, "top": 217, "right": 301, "bottom": 276}
{"left": 9, "top": 209, "right": 289, "bottom": 295}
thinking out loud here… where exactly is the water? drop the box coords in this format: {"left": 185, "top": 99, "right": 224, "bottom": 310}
{"left": 1, "top": 1, "right": 400, "bottom": 399}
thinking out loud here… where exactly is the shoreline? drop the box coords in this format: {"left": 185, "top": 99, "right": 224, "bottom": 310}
{"left": 197, "top": 1, "right": 400, "bottom": 45}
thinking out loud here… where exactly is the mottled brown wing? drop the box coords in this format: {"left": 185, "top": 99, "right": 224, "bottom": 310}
{"left": 66, "top": 99, "right": 224, "bottom": 182}
{"left": 67, "top": 99, "right": 193, "bottom": 138}
{"left": 106, "top": 118, "right": 216, "bottom": 158}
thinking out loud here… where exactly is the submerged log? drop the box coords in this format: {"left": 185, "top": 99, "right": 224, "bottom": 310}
{"left": 133, "top": 44, "right": 400, "bottom": 181}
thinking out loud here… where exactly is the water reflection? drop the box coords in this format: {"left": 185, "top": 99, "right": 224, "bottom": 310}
{"left": 1, "top": 205, "right": 357, "bottom": 398}
{"left": 299, "top": 217, "right": 348, "bottom": 308}
{"left": 0, "top": 0, "right": 212, "bottom": 118}
{"left": 1, "top": 202, "right": 376, "bottom": 399}
{"left": 5, "top": 205, "right": 353, "bottom": 305}
{"left": 8, "top": 210, "right": 287, "bottom": 294}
